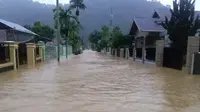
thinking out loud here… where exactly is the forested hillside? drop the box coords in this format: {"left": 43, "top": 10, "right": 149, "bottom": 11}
{"left": 0, "top": 0, "right": 165, "bottom": 38}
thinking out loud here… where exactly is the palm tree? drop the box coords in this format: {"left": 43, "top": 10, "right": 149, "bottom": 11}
{"left": 53, "top": 7, "right": 79, "bottom": 58}
{"left": 69, "top": 0, "right": 86, "bottom": 16}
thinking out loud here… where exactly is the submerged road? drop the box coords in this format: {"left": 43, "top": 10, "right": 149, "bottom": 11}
{"left": 0, "top": 50, "right": 200, "bottom": 112}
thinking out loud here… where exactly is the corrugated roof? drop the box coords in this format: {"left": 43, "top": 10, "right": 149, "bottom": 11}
{"left": 134, "top": 17, "right": 166, "bottom": 32}
{"left": 0, "top": 19, "right": 37, "bottom": 35}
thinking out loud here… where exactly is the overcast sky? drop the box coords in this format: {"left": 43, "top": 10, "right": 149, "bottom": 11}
{"left": 33, "top": 0, "right": 200, "bottom": 10}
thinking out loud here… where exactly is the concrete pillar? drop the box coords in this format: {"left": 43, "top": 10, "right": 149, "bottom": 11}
{"left": 186, "top": 36, "right": 200, "bottom": 74}
{"left": 125, "top": 48, "right": 129, "bottom": 59}
{"left": 26, "top": 43, "right": 36, "bottom": 68}
{"left": 105, "top": 48, "right": 107, "bottom": 54}
{"left": 8, "top": 42, "right": 18, "bottom": 70}
{"left": 133, "top": 46, "right": 136, "bottom": 61}
{"left": 142, "top": 36, "right": 146, "bottom": 63}
{"left": 115, "top": 49, "right": 117, "bottom": 57}
{"left": 120, "top": 48, "right": 124, "bottom": 58}
{"left": 109, "top": 47, "right": 111, "bottom": 55}
{"left": 38, "top": 45, "right": 44, "bottom": 62}
{"left": 155, "top": 40, "right": 164, "bottom": 67}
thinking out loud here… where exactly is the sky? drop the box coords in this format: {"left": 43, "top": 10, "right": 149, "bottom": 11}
{"left": 33, "top": 0, "right": 200, "bottom": 10}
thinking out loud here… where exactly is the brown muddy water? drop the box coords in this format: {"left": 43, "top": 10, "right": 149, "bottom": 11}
{"left": 0, "top": 50, "right": 200, "bottom": 112}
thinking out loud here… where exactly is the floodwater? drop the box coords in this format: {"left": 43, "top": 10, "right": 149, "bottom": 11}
{"left": 0, "top": 50, "right": 200, "bottom": 112}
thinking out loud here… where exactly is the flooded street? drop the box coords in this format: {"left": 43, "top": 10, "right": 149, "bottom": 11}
{"left": 1, "top": 50, "right": 200, "bottom": 112}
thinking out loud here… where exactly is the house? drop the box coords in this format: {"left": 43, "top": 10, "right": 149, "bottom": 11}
{"left": 0, "top": 19, "right": 48, "bottom": 72}
{"left": 0, "top": 19, "right": 37, "bottom": 43}
{"left": 129, "top": 8, "right": 200, "bottom": 62}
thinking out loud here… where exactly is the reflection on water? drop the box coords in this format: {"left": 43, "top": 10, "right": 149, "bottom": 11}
{"left": 0, "top": 50, "right": 200, "bottom": 112}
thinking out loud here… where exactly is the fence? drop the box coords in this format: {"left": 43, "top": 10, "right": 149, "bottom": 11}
{"left": 117, "top": 49, "right": 120, "bottom": 57}
{"left": 45, "top": 42, "right": 57, "bottom": 60}
{"left": 18, "top": 44, "right": 27, "bottom": 65}
{"left": 129, "top": 48, "right": 133, "bottom": 57}
{"left": 136, "top": 48, "right": 142, "bottom": 59}
{"left": 44, "top": 42, "right": 73, "bottom": 60}
{"left": 36, "top": 45, "right": 40, "bottom": 58}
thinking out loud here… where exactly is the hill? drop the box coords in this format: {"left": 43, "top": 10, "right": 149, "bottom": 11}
{"left": 0, "top": 0, "right": 165, "bottom": 40}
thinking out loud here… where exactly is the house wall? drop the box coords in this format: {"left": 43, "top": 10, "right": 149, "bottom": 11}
{"left": 135, "top": 31, "right": 149, "bottom": 48}
{"left": 135, "top": 31, "right": 149, "bottom": 38}
{"left": 0, "top": 30, "right": 7, "bottom": 42}
{"left": 7, "top": 30, "right": 34, "bottom": 42}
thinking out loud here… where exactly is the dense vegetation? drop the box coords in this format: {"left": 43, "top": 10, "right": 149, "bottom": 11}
{"left": 162, "top": 0, "right": 200, "bottom": 55}
{"left": 24, "top": 21, "right": 54, "bottom": 39}
{"left": 89, "top": 25, "right": 134, "bottom": 51}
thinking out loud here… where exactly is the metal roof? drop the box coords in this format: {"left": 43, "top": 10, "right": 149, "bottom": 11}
{"left": 0, "top": 19, "right": 37, "bottom": 35}
{"left": 134, "top": 17, "right": 166, "bottom": 32}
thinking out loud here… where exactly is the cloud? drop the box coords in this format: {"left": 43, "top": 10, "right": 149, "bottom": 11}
{"left": 33, "top": 0, "right": 69, "bottom": 4}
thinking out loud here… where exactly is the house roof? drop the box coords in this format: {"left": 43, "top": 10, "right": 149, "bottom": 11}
{"left": 154, "top": 8, "right": 171, "bottom": 20}
{"left": 134, "top": 17, "right": 166, "bottom": 32}
{"left": 196, "top": 11, "right": 200, "bottom": 18}
{"left": 0, "top": 19, "right": 37, "bottom": 35}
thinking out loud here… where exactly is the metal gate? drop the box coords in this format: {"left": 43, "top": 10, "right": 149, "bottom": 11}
{"left": 163, "top": 48, "right": 183, "bottom": 70}
{"left": 45, "top": 42, "right": 57, "bottom": 60}
{"left": 18, "top": 44, "right": 27, "bottom": 65}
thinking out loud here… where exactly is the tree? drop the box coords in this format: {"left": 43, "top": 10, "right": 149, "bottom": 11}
{"left": 111, "top": 26, "right": 126, "bottom": 48}
{"left": 89, "top": 26, "right": 130, "bottom": 51}
{"left": 69, "top": 0, "right": 86, "bottom": 16}
{"left": 99, "top": 25, "right": 110, "bottom": 49}
{"left": 68, "top": 20, "right": 83, "bottom": 52}
{"left": 162, "top": 0, "right": 200, "bottom": 55}
{"left": 88, "top": 30, "right": 102, "bottom": 51}
{"left": 25, "top": 21, "right": 54, "bottom": 40}
{"left": 53, "top": 6, "right": 79, "bottom": 57}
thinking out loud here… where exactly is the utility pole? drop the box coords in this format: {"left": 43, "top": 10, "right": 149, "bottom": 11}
{"left": 109, "top": 1, "right": 113, "bottom": 48}
{"left": 109, "top": 7, "right": 113, "bottom": 37}
{"left": 56, "top": 0, "right": 60, "bottom": 62}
